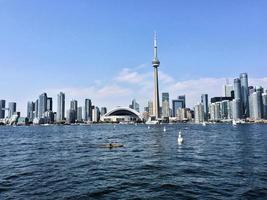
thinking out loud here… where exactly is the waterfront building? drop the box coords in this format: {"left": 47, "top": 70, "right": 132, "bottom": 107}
{"left": 34, "top": 99, "right": 39, "bottom": 119}
{"left": 220, "top": 100, "right": 231, "bottom": 120}
{"left": 92, "top": 106, "right": 100, "bottom": 122}
{"left": 8, "top": 102, "right": 16, "bottom": 118}
{"left": 47, "top": 97, "right": 53, "bottom": 111}
{"left": 201, "top": 94, "right": 209, "bottom": 121}
{"left": 43, "top": 111, "right": 54, "bottom": 124}
{"left": 223, "top": 84, "right": 233, "bottom": 97}
{"left": 129, "top": 99, "right": 140, "bottom": 113}
{"left": 38, "top": 93, "right": 47, "bottom": 118}
{"left": 148, "top": 101, "right": 153, "bottom": 116}
{"left": 176, "top": 108, "right": 192, "bottom": 121}
{"left": 178, "top": 95, "right": 186, "bottom": 108}
{"left": 66, "top": 109, "right": 75, "bottom": 124}
{"left": 70, "top": 100, "right": 78, "bottom": 120}
{"left": 262, "top": 93, "right": 267, "bottom": 119}
{"left": 100, "top": 107, "right": 107, "bottom": 116}
{"left": 172, "top": 99, "right": 184, "bottom": 117}
{"left": 233, "top": 78, "right": 242, "bottom": 116}
{"left": 232, "top": 99, "right": 241, "bottom": 120}
{"left": 162, "top": 92, "right": 170, "bottom": 118}
{"left": 194, "top": 103, "right": 204, "bottom": 124}
{"left": 250, "top": 90, "right": 263, "bottom": 120}
{"left": 57, "top": 92, "right": 65, "bottom": 122}
{"left": 77, "top": 106, "right": 83, "bottom": 122}
{"left": 27, "top": 101, "right": 35, "bottom": 121}
{"left": 152, "top": 32, "right": 160, "bottom": 119}
{"left": 84, "top": 99, "right": 92, "bottom": 122}
{"left": 240, "top": 73, "right": 249, "bottom": 118}
{"left": 0, "top": 100, "right": 5, "bottom": 119}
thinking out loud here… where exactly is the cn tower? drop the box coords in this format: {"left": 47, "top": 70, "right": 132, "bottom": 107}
{"left": 152, "top": 32, "right": 160, "bottom": 119}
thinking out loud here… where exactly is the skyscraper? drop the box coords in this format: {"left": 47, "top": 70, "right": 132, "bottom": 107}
{"left": 57, "top": 92, "right": 65, "bottom": 122}
{"left": 232, "top": 99, "right": 241, "bottom": 120}
{"left": 100, "top": 107, "right": 107, "bottom": 116}
{"left": 194, "top": 103, "right": 204, "bottom": 124}
{"left": 70, "top": 100, "right": 78, "bottom": 120}
{"left": 84, "top": 99, "right": 92, "bottom": 121}
{"left": 240, "top": 73, "right": 249, "bottom": 118}
{"left": 77, "top": 106, "right": 83, "bottom": 122}
{"left": 47, "top": 97, "right": 53, "bottom": 111}
{"left": 38, "top": 93, "right": 47, "bottom": 118}
{"left": 162, "top": 92, "right": 170, "bottom": 118}
{"left": 8, "top": 102, "right": 16, "bottom": 118}
{"left": 223, "top": 84, "right": 233, "bottom": 97}
{"left": 129, "top": 99, "right": 140, "bottom": 112}
{"left": 27, "top": 101, "right": 35, "bottom": 121}
{"left": 152, "top": 32, "right": 160, "bottom": 119}
{"left": 201, "top": 94, "right": 208, "bottom": 121}
{"left": 250, "top": 90, "right": 262, "bottom": 120}
{"left": 148, "top": 101, "right": 153, "bottom": 116}
{"left": 0, "top": 100, "right": 5, "bottom": 119}
{"left": 34, "top": 99, "right": 39, "bottom": 119}
{"left": 233, "top": 78, "right": 242, "bottom": 117}
{"left": 178, "top": 95, "right": 186, "bottom": 108}
{"left": 172, "top": 97, "right": 185, "bottom": 117}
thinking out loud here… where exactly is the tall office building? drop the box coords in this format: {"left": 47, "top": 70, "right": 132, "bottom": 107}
{"left": 162, "top": 92, "right": 170, "bottom": 118}
{"left": 0, "top": 100, "right": 5, "bottom": 119}
{"left": 92, "top": 106, "right": 100, "bottom": 122}
{"left": 233, "top": 78, "right": 242, "bottom": 117}
{"left": 172, "top": 98, "right": 185, "bottom": 117}
{"left": 178, "top": 95, "right": 186, "bottom": 108}
{"left": 47, "top": 97, "right": 53, "bottom": 111}
{"left": 240, "top": 73, "right": 249, "bottom": 118}
{"left": 194, "top": 103, "right": 204, "bottom": 123}
{"left": 129, "top": 99, "right": 140, "bottom": 112}
{"left": 38, "top": 93, "right": 47, "bottom": 118}
{"left": 152, "top": 32, "right": 160, "bottom": 119}
{"left": 57, "top": 92, "right": 65, "bottom": 122}
{"left": 34, "top": 99, "right": 39, "bottom": 119}
{"left": 262, "top": 93, "right": 267, "bottom": 119}
{"left": 8, "top": 102, "right": 16, "bottom": 118}
{"left": 70, "top": 100, "right": 78, "bottom": 120}
{"left": 232, "top": 99, "right": 241, "bottom": 120}
{"left": 148, "top": 101, "right": 153, "bottom": 116}
{"left": 201, "top": 94, "right": 208, "bottom": 121}
{"left": 250, "top": 91, "right": 262, "bottom": 120}
{"left": 77, "top": 106, "right": 83, "bottom": 122}
{"left": 84, "top": 99, "right": 92, "bottom": 121}
{"left": 66, "top": 109, "right": 75, "bottom": 124}
{"left": 223, "top": 84, "right": 233, "bottom": 97}
{"left": 100, "top": 107, "right": 107, "bottom": 116}
{"left": 27, "top": 101, "right": 35, "bottom": 121}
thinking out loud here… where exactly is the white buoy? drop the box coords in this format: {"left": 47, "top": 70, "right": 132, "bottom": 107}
{"left": 177, "top": 131, "right": 183, "bottom": 144}
{"left": 202, "top": 122, "right": 206, "bottom": 126}
{"left": 148, "top": 126, "right": 150, "bottom": 130}
{"left": 163, "top": 126, "right": 166, "bottom": 132}
{"left": 232, "top": 120, "right": 237, "bottom": 126}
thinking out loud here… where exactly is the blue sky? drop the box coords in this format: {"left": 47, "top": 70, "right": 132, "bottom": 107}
{"left": 1, "top": 0, "right": 267, "bottom": 114}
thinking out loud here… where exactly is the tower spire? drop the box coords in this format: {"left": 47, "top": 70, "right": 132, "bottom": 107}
{"left": 153, "top": 31, "right": 158, "bottom": 59}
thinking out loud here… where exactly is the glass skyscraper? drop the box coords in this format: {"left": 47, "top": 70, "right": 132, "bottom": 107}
{"left": 162, "top": 92, "right": 170, "bottom": 118}
{"left": 84, "top": 99, "right": 92, "bottom": 122}
{"left": 0, "top": 100, "right": 5, "bottom": 119}
{"left": 47, "top": 97, "right": 53, "bottom": 111}
{"left": 38, "top": 93, "right": 47, "bottom": 118}
{"left": 57, "top": 92, "right": 65, "bottom": 122}
{"left": 201, "top": 94, "right": 208, "bottom": 121}
{"left": 240, "top": 73, "right": 249, "bottom": 118}
{"left": 8, "top": 102, "right": 16, "bottom": 118}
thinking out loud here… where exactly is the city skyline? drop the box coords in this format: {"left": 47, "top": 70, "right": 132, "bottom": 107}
{"left": 1, "top": 1, "right": 267, "bottom": 115}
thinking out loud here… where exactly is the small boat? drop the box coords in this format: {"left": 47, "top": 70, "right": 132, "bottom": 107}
{"left": 202, "top": 122, "right": 206, "bottom": 126}
{"left": 177, "top": 131, "right": 183, "bottom": 144}
{"left": 163, "top": 126, "right": 166, "bottom": 132}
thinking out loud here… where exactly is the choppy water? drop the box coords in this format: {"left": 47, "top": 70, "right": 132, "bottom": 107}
{"left": 0, "top": 124, "right": 267, "bottom": 199}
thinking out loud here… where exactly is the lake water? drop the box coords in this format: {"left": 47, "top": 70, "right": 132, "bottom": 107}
{"left": 0, "top": 124, "right": 267, "bottom": 199}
